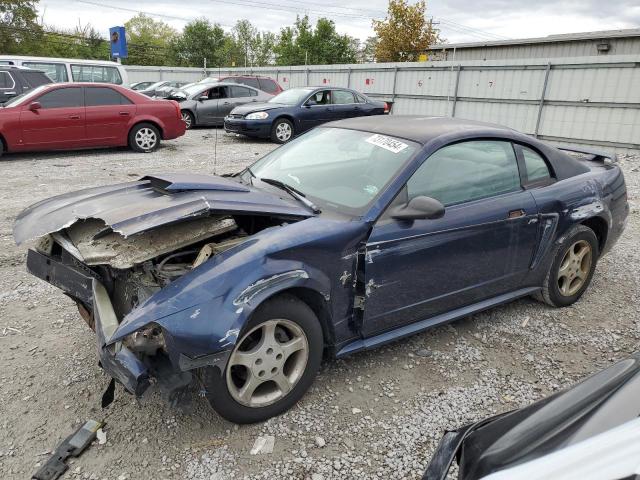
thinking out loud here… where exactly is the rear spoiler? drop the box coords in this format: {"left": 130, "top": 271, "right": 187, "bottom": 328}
{"left": 557, "top": 145, "right": 617, "bottom": 164}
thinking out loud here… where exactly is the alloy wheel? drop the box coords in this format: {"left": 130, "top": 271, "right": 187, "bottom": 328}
{"left": 226, "top": 319, "right": 309, "bottom": 408}
{"left": 275, "top": 122, "right": 292, "bottom": 142}
{"left": 135, "top": 128, "right": 157, "bottom": 151}
{"left": 181, "top": 112, "right": 192, "bottom": 129}
{"left": 557, "top": 239, "right": 592, "bottom": 296}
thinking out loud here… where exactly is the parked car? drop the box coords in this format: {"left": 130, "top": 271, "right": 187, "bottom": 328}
{"left": 130, "top": 81, "right": 156, "bottom": 91}
{"left": 0, "top": 82, "right": 185, "bottom": 155}
{"left": 197, "top": 75, "right": 283, "bottom": 94}
{"left": 139, "top": 80, "right": 188, "bottom": 98}
{"left": 224, "top": 87, "right": 389, "bottom": 143}
{"left": 168, "top": 82, "right": 271, "bottom": 129}
{"left": 424, "top": 352, "right": 640, "bottom": 480}
{"left": 13, "top": 117, "right": 628, "bottom": 423}
{"left": 0, "top": 55, "right": 128, "bottom": 85}
{"left": 0, "top": 65, "right": 52, "bottom": 103}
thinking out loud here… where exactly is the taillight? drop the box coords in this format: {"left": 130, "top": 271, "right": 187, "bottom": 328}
{"left": 172, "top": 100, "right": 181, "bottom": 120}
{"left": 384, "top": 102, "right": 390, "bottom": 114}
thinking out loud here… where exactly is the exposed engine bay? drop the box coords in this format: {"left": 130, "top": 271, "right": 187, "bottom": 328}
{"left": 34, "top": 213, "right": 288, "bottom": 361}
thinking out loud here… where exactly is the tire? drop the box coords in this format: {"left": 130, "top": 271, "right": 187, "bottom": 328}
{"left": 128, "top": 123, "right": 160, "bottom": 153}
{"left": 204, "top": 294, "right": 323, "bottom": 424}
{"left": 271, "top": 118, "right": 294, "bottom": 144}
{"left": 536, "top": 224, "right": 599, "bottom": 307}
{"left": 181, "top": 110, "right": 194, "bottom": 129}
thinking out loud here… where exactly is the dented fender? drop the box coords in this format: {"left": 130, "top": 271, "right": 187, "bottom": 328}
{"left": 106, "top": 220, "right": 339, "bottom": 373}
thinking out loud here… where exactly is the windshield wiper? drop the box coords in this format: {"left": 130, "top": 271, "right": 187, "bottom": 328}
{"left": 259, "top": 177, "right": 321, "bottom": 214}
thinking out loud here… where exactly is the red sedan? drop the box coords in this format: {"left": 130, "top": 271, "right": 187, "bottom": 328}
{"left": 0, "top": 83, "right": 186, "bottom": 155}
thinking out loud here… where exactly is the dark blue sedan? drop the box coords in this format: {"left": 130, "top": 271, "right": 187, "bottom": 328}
{"left": 14, "top": 117, "right": 628, "bottom": 424}
{"left": 224, "top": 87, "right": 388, "bottom": 143}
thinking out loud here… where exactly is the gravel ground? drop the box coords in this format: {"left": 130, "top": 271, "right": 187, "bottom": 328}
{"left": 0, "top": 129, "right": 638, "bottom": 480}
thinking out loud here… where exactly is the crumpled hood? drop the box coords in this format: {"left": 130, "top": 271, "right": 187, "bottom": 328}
{"left": 230, "top": 102, "right": 286, "bottom": 116}
{"left": 13, "top": 173, "right": 313, "bottom": 244}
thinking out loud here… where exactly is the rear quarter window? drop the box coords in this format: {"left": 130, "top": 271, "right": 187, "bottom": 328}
{"left": 521, "top": 146, "right": 552, "bottom": 183}
{"left": 258, "top": 78, "right": 279, "bottom": 94}
{"left": 21, "top": 71, "right": 52, "bottom": 88}
{"left": 0, "top": 71, "right": 15, "bottom": 89}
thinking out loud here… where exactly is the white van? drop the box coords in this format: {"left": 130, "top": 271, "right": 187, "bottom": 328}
{"left": 0, "top": 56, "right": 128, "bottom": 86}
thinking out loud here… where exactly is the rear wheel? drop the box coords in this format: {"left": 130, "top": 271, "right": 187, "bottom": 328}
{"left": 271, "top": 118, "right": 294, "bottom": 144}
{"left": 181, "top": 110, "right": 194, "bottom": 129}
{"left": 129, "top": 123, "right": 160, "bottom": 153}
{"left": 537, "top": 225, "right": 599, "bottom": 307}
{"left": 204, "top": 295, "right": 323, "bottom": 423}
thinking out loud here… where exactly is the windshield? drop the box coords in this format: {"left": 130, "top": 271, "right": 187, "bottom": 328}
{"left": 268, "top": 88, "right": 314, "bottom": 105}
{"left": 3, "top": 85, "right": 48, "bottom": 107}
{"left": 145, "top": 81, "right": 166, "bottom": 90}
{"left": 181, "top": 84, "right": 209, "bottom": 96}
{"left": 249, "top": 127, "right": 419, "bottom": 215}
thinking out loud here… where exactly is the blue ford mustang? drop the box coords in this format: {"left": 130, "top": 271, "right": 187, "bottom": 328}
{"left": 14, "top": 116, "right": 628, "bottom": 423}
{"left": 223, "top": 87, "right": 388, "bottom": 143}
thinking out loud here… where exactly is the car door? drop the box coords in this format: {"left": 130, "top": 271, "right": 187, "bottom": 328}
{"left": 223, "top": 86, "right": 258, "bottom": 117}
{"left": 19, "top": 86, "right": 86, "bottom": 149}
{"left": 84, "top": 86, "right": 136, "bottom": 146}
{"left": 361, "top": 139, "right": 540, "bottom": 336}
{"left": 298, "top": 90, "right": 333, "bottom": 132}
{"left": 330, "top": 89, "right": 359, "bottom": 119}
{"left": 194, "top": 86, "right": 228, "bottom": 125}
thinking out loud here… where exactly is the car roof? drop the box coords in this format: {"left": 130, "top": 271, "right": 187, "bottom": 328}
{"left": 324, "top": 116, "right": 517, "bottom": 145}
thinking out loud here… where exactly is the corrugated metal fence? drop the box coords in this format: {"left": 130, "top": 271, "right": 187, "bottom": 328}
{"left": 126, "top": 56, "right": 640, "bottom": 151}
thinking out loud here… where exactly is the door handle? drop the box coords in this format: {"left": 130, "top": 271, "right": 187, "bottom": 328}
{"left": 119, "top": 111, "right": 130, "bottom": 116}
{"left": 508, "top": 209, "right": 526, "bottom": 219}
{"left": 223, "top": 101, "right": 230, "bottom": 105}
{"left": 69, "top": 114, "right": 81, "bottom": 119}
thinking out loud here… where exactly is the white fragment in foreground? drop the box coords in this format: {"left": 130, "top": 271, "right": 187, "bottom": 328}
{"left": 96, "top": 428, "right": 107, "bottom": 445}
{"left": 250, "top": 435, "right": 275, "bottom": 455}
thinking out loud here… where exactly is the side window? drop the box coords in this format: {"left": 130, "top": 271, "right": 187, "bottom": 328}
{"left": 21, "top": 71, "right": 52, "bottom": 88}
{"left": 23, "top": 62, "right": 68, "bottom": 82}
{"left": 85, "top": 87, "right": 132, "bottom": 106}
{"left": 309, "top": 90, "right": 331, "bottom": 105}
{"left": 0, "top": 71, "right": 15, "bottom": 89}
{"left": 407, "top": 140, "right": 521, "bottom": 206}
{"left": 230, "top": 86, "right": 251, "bottom": 98}
{"left": 258, "top": 78, "right": 278, "bottom": 94}
{"left": 356, "top": 94, "right": 368, "bottom": 103}
{"left": 521, "top": 146, "right": 552, "bottom": 183}
{"left": 37, "top": 88, "right": 83, "bottom": 109}
{"left": 332, "top": 90, "right": 356, "bottom": 104}
{"left": 71, "top": 65, "right": 122, "bottom": 84}
{"left": 239, "top": 77, "right": 260, "bottom": 89}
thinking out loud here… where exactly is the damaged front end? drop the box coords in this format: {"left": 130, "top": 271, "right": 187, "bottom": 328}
{"left": 15, "top": 174, "right": 314, "bottom": 405}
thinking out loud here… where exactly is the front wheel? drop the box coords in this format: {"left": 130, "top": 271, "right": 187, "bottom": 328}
{"left": 537, "top": 225, "right": 599, "bottom": 307}
{"left": 129, "top": 123, "right": 160, "bottom": 153}
{"left": 204, "top": 295, "right": 323, "bottom": 423}
{"left": 271, "top": 118, "right": 294, "bottom": 144}
{"left": 181, "top": 110, "right": 194, "bottom": 129}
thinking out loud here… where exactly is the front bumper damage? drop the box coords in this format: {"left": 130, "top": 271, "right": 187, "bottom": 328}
{"left": 26, "top": 248, "right": 229, "bottom": 399}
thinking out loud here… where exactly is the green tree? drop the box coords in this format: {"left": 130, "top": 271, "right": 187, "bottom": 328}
{"left": 358, "top": 36, "right": 378, "bottom": 63}
{"left": 124, "top": 14, "right": 177, "bottom": 66}
{"left": 274, "top": 16, "right": 357, "bottom": 66}
{"left": 372, "top": 0, "right": 439, "bottom": 62}
{"left": 252, "top": 31, "right": 276, "bottom": 66}
{"left": 170, "top": 18, "right": 227, "bottom": 67}
{"left": 0, "top": 0, "right": 43, "bottom": 54}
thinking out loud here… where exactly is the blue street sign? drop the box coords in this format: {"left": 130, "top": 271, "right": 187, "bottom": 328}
{"left": 109, "top": 26, "right": 128, "bottom": 59}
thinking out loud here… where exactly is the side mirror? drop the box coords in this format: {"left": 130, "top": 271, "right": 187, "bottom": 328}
{"left": 390, "top": 196, "right": 445, "bottom": 221}
{"left": 197, "top": 94, "right": 208, "bottom": 101}
{"left": 28, "top": 101, "right": 41, "bottom": 111}
{"left": 304, "top": 99, "right": 317, "bottom": 107}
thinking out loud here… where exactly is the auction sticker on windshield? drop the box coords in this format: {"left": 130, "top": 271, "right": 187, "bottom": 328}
{"left": 365, "top": 134, "right": 409, "bottom": 154}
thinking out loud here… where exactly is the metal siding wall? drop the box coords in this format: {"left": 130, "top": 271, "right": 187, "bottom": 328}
{"left": 125, "top": 55, "right": 640, "bottom": 150}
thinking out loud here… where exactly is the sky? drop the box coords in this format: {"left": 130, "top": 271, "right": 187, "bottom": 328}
{"left": 37, "top": 0, "right": 640, "bottom": 45}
